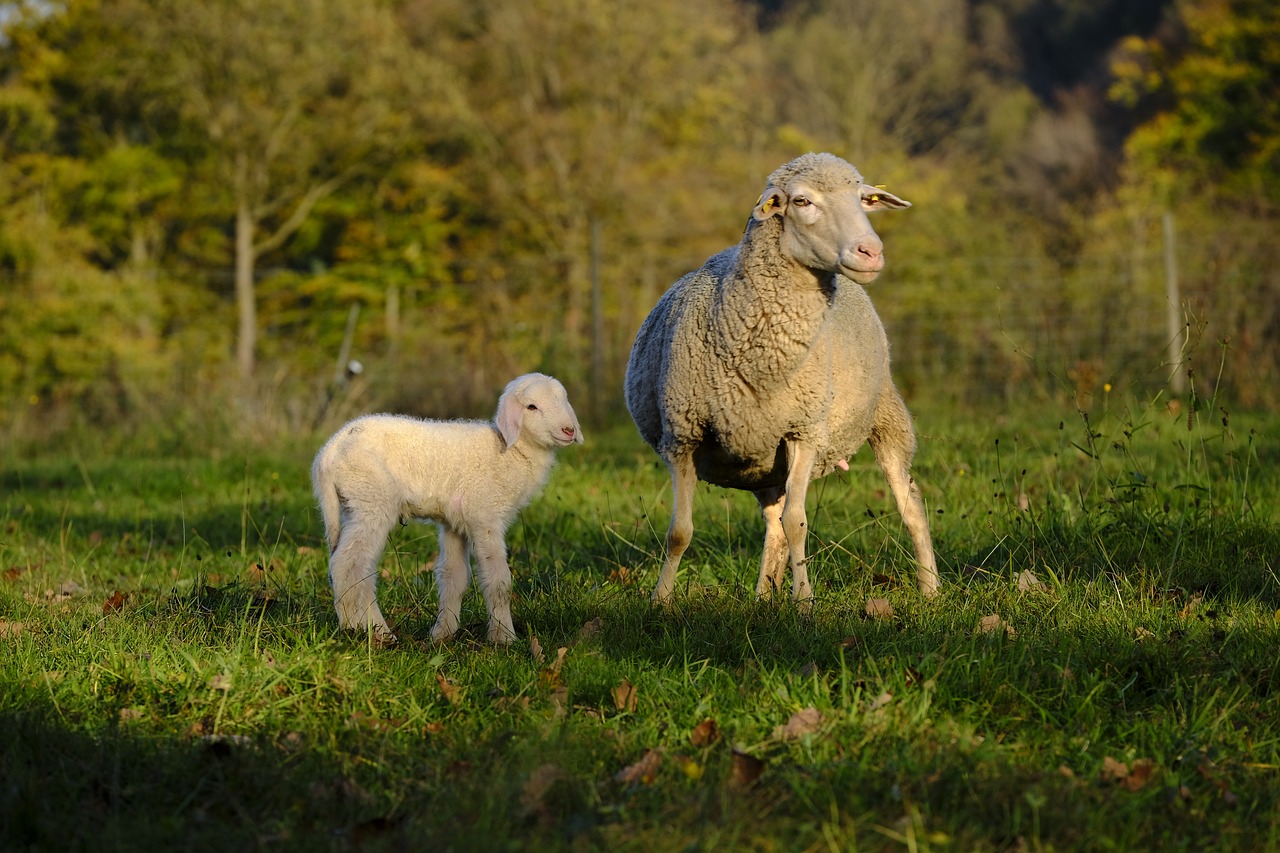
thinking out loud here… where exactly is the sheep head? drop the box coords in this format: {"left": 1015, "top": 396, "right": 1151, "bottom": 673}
{"left": 496, "top": 373, "right": 584, "bottom": 450}
{"left": 752, "top": 152, "right": 910, "bottom": 285}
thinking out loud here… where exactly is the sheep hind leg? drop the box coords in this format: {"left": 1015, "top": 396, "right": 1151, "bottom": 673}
{"left": 754, "top": 487, "right": 788, "bottom": 600}
{"left": 652, "top": 452, "right": 696, "bottom": 605}
{"left": 870, "top": 396, "right": 940, "bottom": 598}
{"left": 430, "top": 524, "right": 471, "bottom": 643}
{"left": 470, "top": 526, "right": 517, "bottom": 645}
{"left": 781, "top": 441, "right": 819, "bottom": 611}
{"left": 329, "top": 509, "right": 397, "bottom": 642}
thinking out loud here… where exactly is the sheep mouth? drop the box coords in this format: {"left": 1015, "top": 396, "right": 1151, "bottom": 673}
{"left": 843, "top": 268, "right": 881, "bottom": 285}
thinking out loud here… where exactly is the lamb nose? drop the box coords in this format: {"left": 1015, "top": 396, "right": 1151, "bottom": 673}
{"left": 562, "top": 427, "right": 575, "bottom": 437}
{"left": 857, "top": 241, "right": 882, "bottom": 262}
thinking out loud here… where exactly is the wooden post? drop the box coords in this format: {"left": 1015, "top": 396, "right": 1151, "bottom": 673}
{"left": 1163, "top": 211, "right": 1186, "bottom": 394}
{"left": 589, "top": 216, "right": 604, "bottom": 424}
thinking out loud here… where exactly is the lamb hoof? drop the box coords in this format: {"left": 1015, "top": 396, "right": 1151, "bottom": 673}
{"left": 429, "top": 623, "right": 456, "bottom": 644}
{"left": 488, "top": 626, "right": 518, "bottom": 645}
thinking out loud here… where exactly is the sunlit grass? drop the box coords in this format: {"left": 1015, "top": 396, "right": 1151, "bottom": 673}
{"left": 2, "top": 396, "right": 1278, "bottom": 850}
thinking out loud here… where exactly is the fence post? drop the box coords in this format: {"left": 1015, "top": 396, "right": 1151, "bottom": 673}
{"left": 1163, "top": 211, "right": 1186, "bottom": 394}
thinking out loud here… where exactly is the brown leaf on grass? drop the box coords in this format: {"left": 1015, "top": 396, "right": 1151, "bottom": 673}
{"left": 118, "top": 708, "right": 144, "bottom": 723}
{"left": 690, "top": 718, "right": 721, "bottom": 747}
{"left": 614, "top": 748, "right": 663, "bottom": 785}
{"left": 520, "top": 763, "right": 563, "bottom": 817}
{"left": 208, "top": 673, "right": 232, "bottom": 692}
{"left": 0, "top": 621, "right": 25, "bottom": 638}
{"left": 730, "top": 748, "right": 765, "bottom": 788}
{"left": 871, "top": 573, "right": 898, "bottom": 588}
{"left": 607, "top": 567, "right": 636, "bottom": 586}
{"left": 579, "top": 617, "right": 604, "bottom": 638}
{"left": 538, "top": 646, "right": 569, "bottom": 688}
{"left": 1179, "top": 592, "right": 1205, "bottom": 619}
{"left": 530, "top": 634, "right": 545, "bottom": 665}
{"left": 1016, "top": 569, "right": 1044, "bottom": 592}
{"left": 1134, "top": 627, "right": 1156, "bottom": 642}
{"left": 102, "top": 590, "right": 126, "bottom": 614}
{"left": 611, "top": 679, "right": 638, "bottom": 713}
{"left": 838, "top": 635, "right": 861, "bottom": 650}
{"left": 435, "top": 671, "right": 465, "bottom": 706}
{"left": 977, "top": 614, "right": 1016, "bottom": 638}
{"left": 1101, "top": 756, "right": 1158, "bottom": 791}
{"left": 88, "top": 530, "right": 104, "bottom": 546}
{"left": 4, "top": 565, "right": 26, "bottom": 581}
{"left": 865, "top": 597, "right": 894, "bottom": 620}
{"left": 1125, "top": 758, "right": 1157, "bottom": 791}
{"left": 866, "top": 691, "right": 894, "bottom": 713}
{"left": 773, "top": 706, "right": 823, "bottom": 740}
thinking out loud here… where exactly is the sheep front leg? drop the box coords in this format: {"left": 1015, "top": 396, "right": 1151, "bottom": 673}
{"left": 754, "top": 486, "right": 788, "bottom": 598}
{"left": 782, "top": 441, "right": 819, "bottom": 608}
{"left": 469, "top": 525, "right": 518, "bottom": 645}
{"left": 430, "top": 524, "right": 471, "bottom": 643}
{"left": 329, "top": 510, "right": 397, "bottom": 642}
{"left": 652, "top": 451, "right": 696, "bottom": 605}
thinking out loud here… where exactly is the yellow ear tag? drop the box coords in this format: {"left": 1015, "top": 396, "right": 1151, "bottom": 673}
{"left": 867, "top": 194, "right": 881, "bottom": 204}
{"left": 760, "top": 196, "right": 775, "bottom": 214}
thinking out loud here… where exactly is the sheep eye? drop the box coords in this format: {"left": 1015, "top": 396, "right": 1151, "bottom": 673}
{"left": 792, "top": 196, "right": 811, "bottom": 207}
{"left": 526, "top": 403, "right": 538, "bottom": 411}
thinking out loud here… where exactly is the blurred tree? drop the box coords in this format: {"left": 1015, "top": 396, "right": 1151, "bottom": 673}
{"left": 113, "top": 0, "right": 443, "bottom": 381}
{"left": 408, "top": 0, "right": 767, "bottom": 418}
{"left": 1111, "top": 0, "right": 1280, "bottom": 207}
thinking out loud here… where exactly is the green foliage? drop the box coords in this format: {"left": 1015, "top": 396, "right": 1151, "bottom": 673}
{"left": 1, "top": 401, "right": 1278, "bottom": 849}
{"left": 1, "top": 0, "right": 1278, "bottom": 433}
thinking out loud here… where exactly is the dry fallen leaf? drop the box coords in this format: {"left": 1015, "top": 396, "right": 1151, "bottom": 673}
{"left": 435, "top": 671, "right": 465, "bottom": 705}
{"left": 102, "top": 590, "right": 126, "bottom": 614}
{"left": 865, "top": 597, "right": 894, "bottom": 620}
{"left": 0, "top": 621, "right": 25, "bottom": 638}
{"left": 530, "top": 634, "right": 545, "bottom": 665}
{"left": 208, "top": 673, "right": 233, "bottom": 692}
{"left": 1179, "top": 592, "right": 1205, "bottom": 619}
{"left": 612, "top": 679, "right": 638, "bottom": 713}
{"left": 1016, "top": 569, "right": 1044, "bottom": 592}
{"left": 773, "top": 706, "right": 823, "bottom": 740}
{"left": 579, "top": 617, "right": 603, "bottom": 638}
{"left": 118, "top": 708, "right": 144, "bottom": 723}
{"left": 614, "top": 749, "right": 663, "bottom": 785}
{"left": 730, "top": 748, "right": 765, "bottom": 788}
{"left": 977, "top": 614, "right": 1016, "bottom": 638}
{"left": 1125, "top": 758, "right": 1157, "bottom": 791}
{"left": 519, "top": 763, "right": 562, "bottom": 817}
{"left": 1101, "top": 755, "right": 1129, "bottom": 783}
{"left": 866, "top": 691, "right": 894, "bottom": 713}
{"left": 1134, "top": 626, "right": 1156, "bottom": 642}
{"left": 690, "top": 718, "right": 721, "bottom": 747}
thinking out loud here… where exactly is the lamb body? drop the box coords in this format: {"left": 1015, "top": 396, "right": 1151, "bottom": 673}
{"left": 312, "top": 373, "right": 582, "bottom": 644}
{"left": 625, "top": 152, "right": 938, "bottom": 604}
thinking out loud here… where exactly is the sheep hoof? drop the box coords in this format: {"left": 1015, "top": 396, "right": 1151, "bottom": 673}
{"left": 429, "top": 624, "right": 456, "bottom": 644}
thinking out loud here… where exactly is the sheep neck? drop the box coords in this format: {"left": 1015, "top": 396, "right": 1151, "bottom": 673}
{"left": 711, "top": 219, "right": 834, "bottom": 393}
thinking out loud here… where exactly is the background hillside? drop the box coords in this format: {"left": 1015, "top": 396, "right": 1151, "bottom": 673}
{"left": 1, "top": 0, "right": 1276, "bottom": 443}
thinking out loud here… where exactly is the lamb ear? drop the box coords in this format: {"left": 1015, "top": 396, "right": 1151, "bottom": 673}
{"left": 752, "top": 188, "right": 788, "bottom": 221}
{"left": 495, "top": 387, "right": 524, "bottom": 448}
{"left": 861, "top": 185, "right": 911, "bottom": 212}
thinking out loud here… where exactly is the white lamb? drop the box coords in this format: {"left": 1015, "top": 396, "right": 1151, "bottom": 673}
{"left": 625, "top": 152, "right": 939, "bottom": 606}
{"left": 312, "top": 373, "right": 583, "bottom": 645}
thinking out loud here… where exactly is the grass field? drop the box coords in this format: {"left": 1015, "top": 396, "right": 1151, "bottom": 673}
{"left": 2, "top": 393, "right": 1279, "bottom": 851}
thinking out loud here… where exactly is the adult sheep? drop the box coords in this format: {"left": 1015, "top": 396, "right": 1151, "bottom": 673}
{"left": 624, "top": 152, "right": 938, "bottom": 606}
{"left": 313, "top": 373, "right": 583, "bottom": 645}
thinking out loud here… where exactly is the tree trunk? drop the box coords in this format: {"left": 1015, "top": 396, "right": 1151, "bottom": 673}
{"left": 235, "top": 193, "right": 257, "bottom": 380}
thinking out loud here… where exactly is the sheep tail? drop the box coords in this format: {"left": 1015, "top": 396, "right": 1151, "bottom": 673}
{"left": 312, "top": 451, "right": 344, "bottom": 553}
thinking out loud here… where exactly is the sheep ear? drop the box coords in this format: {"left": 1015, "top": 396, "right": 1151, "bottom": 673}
{"left": 861, "top": 185, "right": 911, "bottom": 212}
{"left": 752, "top": 188, "right": 788, "bottom": 221}
{"left": 495, "top": 388, "right": 523, "bottom": 448}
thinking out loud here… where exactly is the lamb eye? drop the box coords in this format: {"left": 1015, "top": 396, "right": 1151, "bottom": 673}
{"left": 792, "top": 196, "right": 811, "bottom": 207}
{"left": 526, "top": 403, "right": 538, "bottom": 411}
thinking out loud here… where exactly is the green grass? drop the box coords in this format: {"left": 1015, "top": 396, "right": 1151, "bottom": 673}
{"left": 2, "top": 397, "right": 1279, "bottom": 851}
